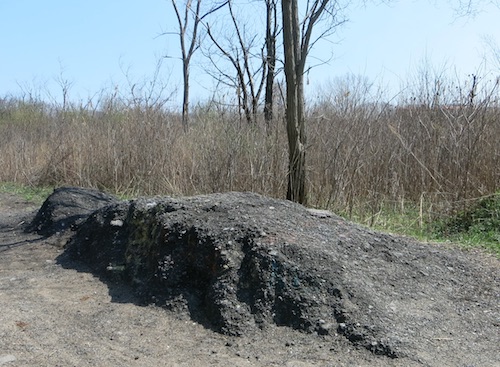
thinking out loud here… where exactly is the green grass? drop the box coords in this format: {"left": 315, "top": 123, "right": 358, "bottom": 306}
{"left": 429, "top": 194, "right": 500, "bottom": 256}
{"left": 347, "top": 196, "right": 500, "bottom": 257}
{"left": 338, "top": 198, "right": 500, "bottom": 258}
{"left": 0, "top": 182, "right": 54, "bottom": 205}
{"left": 338, "top": 200, "right": 431, "bottom": 240}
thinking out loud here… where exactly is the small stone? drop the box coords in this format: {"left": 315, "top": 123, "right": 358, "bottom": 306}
{"left": 307, "top": 208, "right": 333, "bottom": 218}
{"left": 110, "top": 219, "right": 123, "bottom": 227}
{"left": 0, "top": 355, "right": 17, "bottom": 365}
{"left": 317, "top": 322, "right": 333, "bottom": 335}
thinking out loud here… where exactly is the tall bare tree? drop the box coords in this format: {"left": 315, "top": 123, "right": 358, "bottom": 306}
{"left": 264, "top": 0, "right": 279, "bottom": 127}
{"left": 281, "top": 0, "right": 345, "bottom": 204}
{"left": 204, "top": 0, "right": 273, "bottom": 125}
{"left": 172, "top": 0, "right": 203, "bottom": 131}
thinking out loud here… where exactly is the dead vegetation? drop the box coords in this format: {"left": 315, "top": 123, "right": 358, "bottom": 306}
{"left": 0, "top": 72, "right": 499, "bottom": 228}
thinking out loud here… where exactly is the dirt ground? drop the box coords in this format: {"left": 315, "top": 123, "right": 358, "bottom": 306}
{"left": 0, "top": 191, "right": 499, "bottom": 367}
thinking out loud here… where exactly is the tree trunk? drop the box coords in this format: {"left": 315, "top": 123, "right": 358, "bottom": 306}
{"left": 282, "top": 0, "right": 307, "bottom": 204}
{"left": 182, "top": 60, "right": 190, "bottom": 131}
{"left": 264, "top": 0, "right": 277, "bottom": 128}
{"left": 172, "top": 0, "right": 203, "bottom": 132}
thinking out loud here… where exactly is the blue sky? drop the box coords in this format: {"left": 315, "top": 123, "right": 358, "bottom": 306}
{"left": 1, "top": 1, "right": 499, "bottom": 105}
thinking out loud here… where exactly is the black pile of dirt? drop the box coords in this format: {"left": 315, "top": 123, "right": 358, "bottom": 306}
{"left": 28, "top": 186, "right": 118, "bottom": 236}
{"left": 29, "top": 187, "right": 500, "bottom": 363}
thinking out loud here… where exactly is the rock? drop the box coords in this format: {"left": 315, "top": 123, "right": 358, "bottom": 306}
{"left": 316, "top": 321, "right": 334, "bottom": 335}
{"left": 27, "top": 186, "right": 119, "bottom": 236}
{"left": 0, "top": 355, "right": 16, "bottom": 365}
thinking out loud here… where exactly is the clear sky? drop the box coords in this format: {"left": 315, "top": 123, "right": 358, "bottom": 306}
{"left": 1, "top": 1, "right": 499, "bottom": 105}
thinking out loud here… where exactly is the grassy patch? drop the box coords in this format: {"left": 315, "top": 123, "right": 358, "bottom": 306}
{"left": 341, "top": 196, "right": 500, "bottom": 257}
{"left": 337, "top": 199, "right": 431, "bottom": 239}
{"left": 0, "top": 182, "right": 53, "bottom": 205}
{"left": 430, "top": 194, "right": 500, "bottom": 255}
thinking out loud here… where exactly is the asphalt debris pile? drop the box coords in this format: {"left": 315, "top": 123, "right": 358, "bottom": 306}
{"left": 28, "top": 187, "right": 500, "bottom": 361}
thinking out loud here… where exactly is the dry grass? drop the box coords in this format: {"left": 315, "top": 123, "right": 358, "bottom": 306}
{"left": 0, "top": 93, "right": 289, "bottom": 199}
{"left": 1, "top": 72, "right": 499, "bottom": 229}
{"left": 307, "top": 74, "right": 500, "bottom": 224}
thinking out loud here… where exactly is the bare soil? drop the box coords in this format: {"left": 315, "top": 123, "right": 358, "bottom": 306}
{"left": 0, "top": 191, "right": 499, "bottom": 367}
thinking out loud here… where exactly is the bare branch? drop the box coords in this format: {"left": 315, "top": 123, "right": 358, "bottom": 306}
{"left": 171, "top": 0, "right": 204, "bottom": 130}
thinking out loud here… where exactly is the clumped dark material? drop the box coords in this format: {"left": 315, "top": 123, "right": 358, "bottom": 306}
{"left": 28, "top": 186, "right": 118, "bottom": 236}
{"left": 65, "top": 192, "right": 402, "bottom": 356}
{"left": 29, "top": 187, "right": 499, "bottom": 363}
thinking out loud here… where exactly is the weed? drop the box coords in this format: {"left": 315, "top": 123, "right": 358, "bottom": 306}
{"left": 431, "top": 194, "right": 500, "bottom": 255}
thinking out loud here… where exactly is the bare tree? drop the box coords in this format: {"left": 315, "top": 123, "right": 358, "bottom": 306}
{"left": 453, "top": 0, "right": 500, "bottom": 16}
{"left": 172, "top": 0, "right": 203, "bottom": 131}
{"left": 264, "top": 0, "right": 279, "bottom": 127}
{"left": 281, "top": 0, "right": 346, "bottom": 204}
{"left": 204, "top": 0, "right": 272, "bottom": 125}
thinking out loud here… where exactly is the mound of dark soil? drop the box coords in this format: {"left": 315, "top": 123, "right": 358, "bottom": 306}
{"left": 28, "top": 187, "right": 500, "bottom": 364}
{"left": 28, "top": 186, "right": 118, "bottom": 236}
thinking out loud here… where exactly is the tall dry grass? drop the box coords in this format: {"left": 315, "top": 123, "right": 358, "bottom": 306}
{"left": 1, "top": 71, "right": 498, "bottom": 226}
{"left": 307, "top": 73, "right": 499, "bottom": 223}
{"left": 0, "top": 91, "right": 289, "bottom": 198}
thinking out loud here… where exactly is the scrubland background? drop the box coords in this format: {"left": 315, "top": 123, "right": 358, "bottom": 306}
{"left": 1, "top": 71, "right": 499, "bottom": 246}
